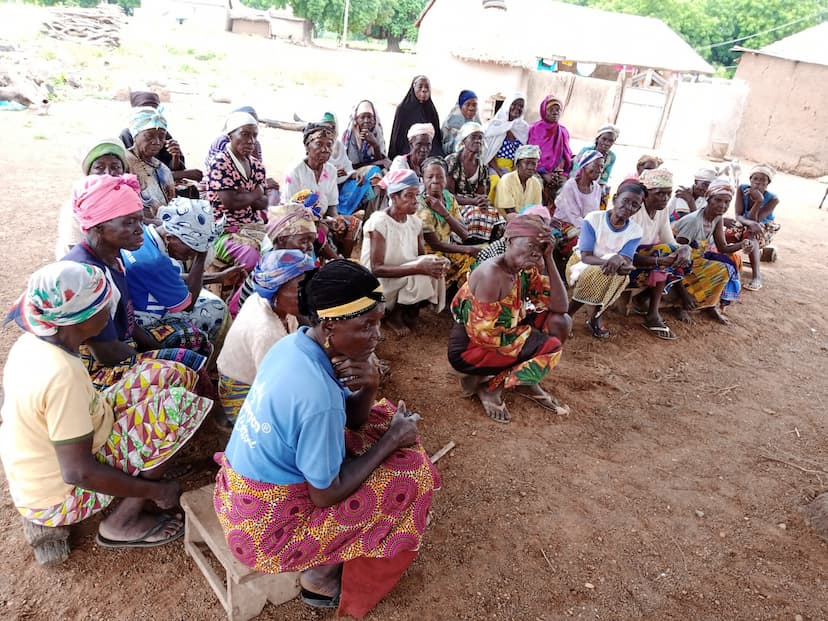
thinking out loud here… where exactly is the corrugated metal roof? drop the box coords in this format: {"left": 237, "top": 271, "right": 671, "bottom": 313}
{"left": 757, "top": 21, "right": 828, "bottom": 66}
{"left": 418, "top": 0, "right": 714, "bottom": 74}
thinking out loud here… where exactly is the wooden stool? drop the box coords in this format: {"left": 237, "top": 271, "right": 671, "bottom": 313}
{"left": 22, "top": 518, "right": 70, "bottom": 567}
{"left": 181, "top": 485, "right": 300, "bottom": 621}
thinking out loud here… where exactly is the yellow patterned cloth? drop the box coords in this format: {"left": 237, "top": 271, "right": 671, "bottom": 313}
{"left": 565, "top": 252, "right": 629, "bottom": 316}
{"left": 21, "top": 360, "right": 211, "bottom": 527}
{"left": 219, "top": 373, "right": 251, "bottom": 424}
{"left": 213, "top": 399, "right": 441, "bottom": 573}
{"left": 417, "top": 192, "right": 478, "bottom": 287}
{"left": 680, "top": 244, "right": 730, "bottom": 309}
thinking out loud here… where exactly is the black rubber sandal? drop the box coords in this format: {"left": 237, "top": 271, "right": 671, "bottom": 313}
{"left": 300, "top": 587, "right": 341, "bottom": 609}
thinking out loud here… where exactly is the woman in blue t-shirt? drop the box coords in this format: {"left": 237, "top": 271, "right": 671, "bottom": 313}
{"left": 727, "top": 164, "right": 781, "bottom": 291}
{"left": 214, "top": 260, "right": 440, "bottom": 614}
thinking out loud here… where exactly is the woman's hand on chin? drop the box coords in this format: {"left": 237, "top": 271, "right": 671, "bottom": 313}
{"left": 332, "top": 356, "right": 379, "bottom": 392}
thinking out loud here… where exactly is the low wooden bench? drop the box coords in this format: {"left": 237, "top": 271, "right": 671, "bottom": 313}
{"left": 180, "top": 485, "right": 299, "bottom": 621}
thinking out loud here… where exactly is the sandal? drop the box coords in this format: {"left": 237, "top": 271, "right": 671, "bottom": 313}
{"left": 642, "top": 322, "right": 679, "bottom": 341}
{"left": 743, "top": 280, "right": 763, "bottom": 291}
{"left": 515, "top": 388, "right": 571, "bottom": 416}
{"left": 300, "top": 587, "right": 341, "bottom": 609}
{"left": 479, "top": 398, "right": 511, "bottom": 424}
{"left": 586, "top": 318, "right": 610, "bottom": 339}
{"left": 95, "top": 513, "right": 184, "bottom": 549}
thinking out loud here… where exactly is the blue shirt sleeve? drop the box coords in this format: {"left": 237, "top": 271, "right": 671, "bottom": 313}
{"left": 578, "top": 218, "right": 597, "bottom": 253}
{"left": 123, "top": 250, "right": 190, "bottom": 313}
{"left": 295, "top": 409, "right": 345, "bottom": 489}
{"left": 620, "top": 237, "right": 641, "bottom": 258}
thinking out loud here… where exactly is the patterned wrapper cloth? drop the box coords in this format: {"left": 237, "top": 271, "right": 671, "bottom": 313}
{"left": 565, "top": 252, "right": 629, "bottom": 316}
{"left": 213, "top": 399, "right": 441, "bottom": 573}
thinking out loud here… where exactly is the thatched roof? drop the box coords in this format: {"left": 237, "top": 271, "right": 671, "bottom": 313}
{"left": 417, "top": 0, "right": 714, "bottom": 75}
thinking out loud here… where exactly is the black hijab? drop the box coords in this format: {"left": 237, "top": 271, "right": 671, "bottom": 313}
{"left": 388, "top": 75, "right": 444, "bottom": 159}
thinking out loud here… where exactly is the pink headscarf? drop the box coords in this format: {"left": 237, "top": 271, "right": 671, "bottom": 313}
{"left": 527, "top": 95, "right": 572, "bottom": 175}
{"left": 72, "top": 174, "right": 143, "bottom": 232}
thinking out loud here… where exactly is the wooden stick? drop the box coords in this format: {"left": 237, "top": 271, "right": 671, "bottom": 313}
{"left": 540, "top": 548, "right": 555, "bottom": 571}
{"left": 429, "top": 441, "right": 456, "bottom": 464}
{"left": 759, "top": 453, "right": 828, "bottom": 485}
{"left": 258, "top": 118, "right": 306, "bottom": 132}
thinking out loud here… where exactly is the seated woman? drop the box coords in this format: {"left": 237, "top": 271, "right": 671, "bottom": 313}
{"left": 229, "top": 200, "right": 320, "bottom": 317}
{"left": 551, "top": 149, "right": 604, "bottom": 257}
{"left": 441, "top": 89, "right": 481, "bottom": 154}
{"left": 63, "top": 174, "right": 210, "bottom": 390}
{"left": 120, "top": 91, "right": 203, "bottom": 188}
{"left": 361, "top": 170, "right": 449, "bottom": 336}
{"left": 727, "top": 164, "right": 781, "bottom": 291}
{"left": 121, "top": 197, "right": 242, "bottom": 343}
{"left": 55, "top": 137, "right": 128, "bottom": 260}
{"left": 448, "top": 214, "right": 571, "bottom": 423}
{"left": 124, "top": 106, "right": 176, "bottom": 220}
{"left": 566, "top": 180, "right": 644, "bottom": 338}
{"left": 214, "top": 259, "right": 440, "bottom": 615}
{"left": 527, "top": 95, "right": 573, "bottom": 205}
{"left": 673, "top": 179, "right": 753, "bottom": 324}
{"left": 217, "top": 249, "right": 315, "bottom": 424}
{"left": 417, "top": 157, "right": 481, "bottom": 289}
{"left": 207, "top": 110, "right": 269, "bottom": 272}
{"left": 445, "top": 123, "right": 506, "bottom": 243}
{"left": 389, "top": 123, "right": 434, "bottom": 190}
{"left": 388, "top": 75, "right": 443, "bottom": 159}
{"left": 342, "top": 100, "right": 391, "bottom": 171}
{"left": 628, "top": 168, "right": 692, "bottom": 340}
{"left": 668, "top": 167, "right": 717, "bottom": 221}
{"left": 0, "top": 261, "right": 211, "bottom": 548}
{"left": 320, "top": 112, "right": 381, "bottom": 218}
{"left": 571, "top": 124, "right": 619, "bottom": 210}
{"left": 483, "top": 92, "right": 529, "bottom": 179}
{"left": 493, "top": 144, "right": 543, "bottom": 219}
{"left": 286, "top": 123, "right": 361, "bottom": 259}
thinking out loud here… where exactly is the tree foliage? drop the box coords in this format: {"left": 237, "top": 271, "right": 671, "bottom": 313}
{"left": 244, "top": 0, "right": 427, "bottom": 49}
{"left": 563, "top": 0, "right": 827, "bottom": 69}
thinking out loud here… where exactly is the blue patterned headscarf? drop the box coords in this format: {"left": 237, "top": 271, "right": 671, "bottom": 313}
{"left": 157, "top": 198, "right": 224, "bottom": 253}
{"left": 575, "top": 149, "right": 604, "bottom": 177}
{"left": 253, "top": 249, "right": 316, "bottom": 303}
{"left": 129, "top": 105, "right": 168, "bottom": 136}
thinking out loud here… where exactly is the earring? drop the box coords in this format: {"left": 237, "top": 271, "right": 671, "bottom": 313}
{"left": 324, "top": 335, "right": 333, "bottom": 350}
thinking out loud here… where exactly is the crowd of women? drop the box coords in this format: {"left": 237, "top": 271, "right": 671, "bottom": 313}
{"left": 0, "top": 75, "right": 781, "bottom": 616}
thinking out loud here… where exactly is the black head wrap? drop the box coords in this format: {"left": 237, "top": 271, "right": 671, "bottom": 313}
{"left": 615, "top": 179, "right": 647, "bottom": 197}
{"left": 299, "top": 259, "right": 384, "bottom": 321}
{"left": 303, "top": 122, "right": 336, "bottom": 146}
{"left": 421, "top": 156, "right": 447, "bottom": 172}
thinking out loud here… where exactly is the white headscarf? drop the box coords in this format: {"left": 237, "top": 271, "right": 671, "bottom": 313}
{"left": 482, "top": 92, "right": 530, "bottom": 165}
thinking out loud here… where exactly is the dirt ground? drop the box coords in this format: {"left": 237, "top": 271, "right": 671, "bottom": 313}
{"left": 1, "top": 7, "right": 828, "bottom": 621}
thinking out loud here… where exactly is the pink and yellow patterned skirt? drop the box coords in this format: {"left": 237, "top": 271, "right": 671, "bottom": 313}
{"left": 213, "top": 399, "right": 441, "bottom": 574}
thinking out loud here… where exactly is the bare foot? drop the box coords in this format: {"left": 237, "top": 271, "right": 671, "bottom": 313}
{"left": 477, "top": 386, "right": 510, "bottom": 423}
{"left": 673, "top": 307, "right": 694, "bottom": 324}
{"left": 385, "top": 315, "right": 411, "bottom": 337}
{"left": 459, "top": 373, "right": 482, "bottom": 398}
{"left": 708, "top": 306, "right": 730, "bottom": 325}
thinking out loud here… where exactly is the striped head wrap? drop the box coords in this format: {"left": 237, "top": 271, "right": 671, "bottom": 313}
{"left": 505, "top": 214, "right": 549, "bottom": 239}
{"left": 129, "top": 105, "right": 167, "bottom": 136}
{"left": 157, "top": 198, "right": 224, "bottom": 252}
{"left": 595, "top": 124, "right": 620, "bottom": 141}
{"left": 81, "top": 138, "right": 127, "bottom": 175}
{"left": 73, "top": 174, "right": 143, "bottom": 232}
{"left": 266, "top": 202, "right": 317, "bottom": 239}
{"left": 379, "top": 169, "right": 419, "bottom": 195}
{"left": 5, "top": 262, "right": 112, "bottom": 336}
{"left": 576, "top": 149, "right": 605, "bottom": 176}
{"left": 749, "top": 164, "right": 775, "bottom": 182}
{"left": 705, "top": 178, "right": 735, "bottom": 199}
{"left": 514, "top": 144, "right": 541, "bottom": 161}
{"left": 302, "top": 259, "right": 384, "bottom": 321}
{"left": 640, "top": 167, "right": 674, "bottom": 190}
{"left": 253, "top": 249, "right": 316, "bottom": 304}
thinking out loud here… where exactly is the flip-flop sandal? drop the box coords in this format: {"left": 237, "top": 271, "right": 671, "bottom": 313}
{"left": 480, "top": 399, "right": 511, "bottom": 424}
{"left": 95, "top": 513, "right": 184, "bottom": 549}
{"left": 642, "top": 323, "right": 679, "bottom": 341}
{"left": 300, "top": 587, "right": 341, "bottom": 609}
{"left": 586, "top": 319, "right": 610, "bottom": 339}
{"left": 514, "top": 390, "right": 571, "bottom": 416}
